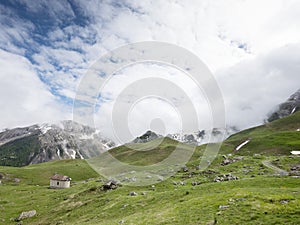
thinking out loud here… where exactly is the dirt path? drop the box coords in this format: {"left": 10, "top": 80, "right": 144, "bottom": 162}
{"left": 262, "top": 160, "right": 289, "bottom": 176}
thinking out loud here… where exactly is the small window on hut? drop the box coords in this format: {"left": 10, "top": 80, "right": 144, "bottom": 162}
{"left": 57, "top": 181, "right": 59, "bottom": 185}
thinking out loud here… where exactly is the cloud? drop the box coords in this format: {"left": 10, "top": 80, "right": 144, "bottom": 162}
{"left": 0, "top": 49, "right": 69, "bottom": 128}
{"left": 0, "top": 0, "right": 299, "bottom": 139}
{"left": 218, "top": 43, "right": 300, "bottom": 129}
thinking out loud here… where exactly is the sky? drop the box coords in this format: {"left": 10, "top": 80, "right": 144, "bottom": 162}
{"left": 0, "top": 0, "right": 300, "bottom": 142}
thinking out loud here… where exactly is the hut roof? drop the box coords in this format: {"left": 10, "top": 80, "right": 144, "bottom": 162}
{"left": 50, "top": 174, "right": 71, "bottom": 181}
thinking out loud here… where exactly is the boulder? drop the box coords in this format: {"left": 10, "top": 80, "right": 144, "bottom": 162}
{"left": 17, "top": 210, "right": 36, "bottom": 221}
{"left": 129, "top": 191, "right": 138, "bottom": 196}
{"left": 101, "top": 180, "right": 119, "bottom": 191}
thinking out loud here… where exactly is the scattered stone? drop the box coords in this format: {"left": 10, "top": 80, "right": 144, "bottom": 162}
{"left": 191, "top": 181, "right": 200, "bottom": 186}
{"left": 178, "top": 181, "right": 186, "bottom": 186}
{"left": 214, "top": 174, "right": 239, "bottom": 182}
{"left": 172, "top": 181, "right": 177, "bottom": 185}
{"left": 280, "top": 200, "right": 290, "bottom": 204}
{"left": 182, "top": 166, "right": 189, "bottom": 172}
{"left": 121, "top": 204, "right": 128, "bottom": 209}
{"left": 141, "top": 192, "right": 146, "bottom": 196}
{"left": 221, "top": 156, "right": 243, "bottom": 166}
{"left": 219, "top": 205, "right": 229, "bottom": 209}
{"left": 146, "top": 175, "right": 152, "bottom": 179}
{"left": 129, "top": 191, "right": 138, "bottom": 196}
{"left": 118, "top": 219, "right": 125, "bottom": 224}
{"left": 16, "top": 210, "right": 36, "bottom": 221}
{"left": 101, "top": 180, "right": 119, "bottom": 191}
{"left": 236, "top": 198, "right": 246, "bottom": 202}
{"left": 291, "top": 165, "right": 300, "bottom": 171}
{"left": 157, "top": 176, "right": 164, "bottom": 181}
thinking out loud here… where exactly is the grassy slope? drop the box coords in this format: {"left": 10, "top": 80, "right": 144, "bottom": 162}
{"left": 108, "top": 137, "right": 194, "bottom": 166}
{"left": 221, "top": 111, "right": 300, "bottom": 155}
{"left": 0, "top": 156, "right": 300, "bottom": 225}
{"left": 0, "top": 113, "right": 300, "bottom": 224}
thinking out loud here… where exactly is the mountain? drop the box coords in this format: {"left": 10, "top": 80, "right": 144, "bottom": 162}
{"left": 103, "top": 112, "right": 300, "bottom": 168}
{"left": 132, "top": 130, "right": 162, "bottom": 143}
{"left": 0, "top": 120, "right": 115, "bottom": 166}
{"left": 268, "top": 89, "right": 300, "bottom": 122}
{"left": 168, "top": 127, "right": 238, "bottom": 146}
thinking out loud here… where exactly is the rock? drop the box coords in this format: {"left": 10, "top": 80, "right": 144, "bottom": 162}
{"left": 121, "top": 204, "right": 128, "bottom": 209}
{"left": 221, "top": 156, "right": 243, "bottom": 166}
{"left": 182, "top": 166, "right": 189, "bottom": 172}
{"left": 191, "top": 181, "right": 200, "bottom": 186}
{"left": 17, "top": 210, "right": 36, "bottom": 221}
{"left": 291, "top": 165, "right": 300, "bottom": 171}
{"left": 214, "top": 174, "right": 238, "bottom": 182}
{"left": 219, "top": 205, "right": 229, "bottom": 209}
{"left": 141, "top": 192, "right": 146, "bottom": 195}
{"left": 118, "top": 220, "right": 125, "bottom": 224}
{"left": 101, "top": 180, "right": 119, "bottom": 191}
{"left": 157, "top": 176, "right": 164, "bottom": 181}
{"left": 129, "top": 191, "right": 138, "bottom": 196}
{"left": 280, "top": 200, "right": 289, "bottom": 204}
{"left": 178, "top": 181, "right": 186, "bottom": 185}
{"left": 221, "top": 159, "right": 232, "bottom": 165}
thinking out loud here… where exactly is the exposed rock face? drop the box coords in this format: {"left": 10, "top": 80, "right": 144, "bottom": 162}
{"left": 132, "top": 130, "right": 161, "bottom": 143}
{"left": 268, "top": 89, "right": 300, "bottom": 122}
{"left": 0, "top": 120, "right": 115, "bottom": 166}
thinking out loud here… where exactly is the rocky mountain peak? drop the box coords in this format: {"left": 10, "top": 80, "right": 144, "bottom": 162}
{"left": 132, "top": 130, "right": 162, "bottom": 143}
{"left": 268, "top": 89, "right": 300, "bottom": 122}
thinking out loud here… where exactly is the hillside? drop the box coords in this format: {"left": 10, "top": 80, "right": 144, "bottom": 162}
{"left": 221, "top": 111, "right": 300, "bottom": 155}
{"left": 0, "top": 112, "right": 300, "bottom": 224}
{"left": 0, "top": 155, "right": 300, "bottom": 224}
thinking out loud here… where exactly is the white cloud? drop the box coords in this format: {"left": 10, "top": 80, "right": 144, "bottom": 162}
{"left": 0, "top": 0, "right": 299, "bottom": 138}
{"left": 0, "top": 49, "right": 69, "bottom": 128}
{"left": 218, "top": 43, "right": 300, "bottom": 129}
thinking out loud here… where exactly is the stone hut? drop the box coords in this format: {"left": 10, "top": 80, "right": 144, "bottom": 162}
{"left": 50, "top": 174, "right": 71, "bottom": 189}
